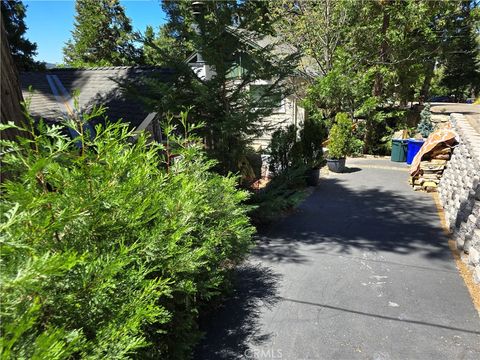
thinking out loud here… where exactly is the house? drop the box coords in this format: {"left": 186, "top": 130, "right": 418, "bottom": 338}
{"left": 20, "top": 66, "right": 174, "bottom": 140}
{"left": 187, "top": 26, "right": 313, "bottom": 150}
{"left": 20, "top": 29, "right": 314, "bottom": 151}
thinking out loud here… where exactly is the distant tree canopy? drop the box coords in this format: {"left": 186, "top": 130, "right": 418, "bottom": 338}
{"left": 63, "top": 0, "right": 140, "bottom": 67}
{"left": 440, "top": 0, "right": 480, "bottom": 99}
{"left": 272, "top": 0, "right": 479, "bottom": 155}
{"left": 272, "top": 0, "right": 480, "bottom": 105}
{"left": 1, "top": 0, "right": 44, "bottom": 71}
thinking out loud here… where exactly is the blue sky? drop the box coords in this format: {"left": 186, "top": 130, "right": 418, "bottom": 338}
{"left": 24, "top": 0, "right": 167, "bottom": 64}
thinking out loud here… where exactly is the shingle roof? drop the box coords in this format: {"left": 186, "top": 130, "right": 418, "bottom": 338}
{"left": 20, "top": 66, "right": 174, "bottom": 129}
{"left": 226, "top": 26, "right": 297, "bottom": 57}
{"left": 225, "top": 26, "right": 319, "bottom": 78}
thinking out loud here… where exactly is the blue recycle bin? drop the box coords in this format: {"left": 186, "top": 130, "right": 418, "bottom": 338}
{"left": 406, "top": 139, "right": 425, "bottom": 165}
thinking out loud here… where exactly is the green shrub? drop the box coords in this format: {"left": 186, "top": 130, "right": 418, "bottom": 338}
{"left": 327, "top": 113, "right": 355, "bottom": 159}
{"left": 268, "top": 119, "right": 326, "bottom": 175}
{"left": 350, "top": 121, "right": 366, "bottom": 156}
{"left": 268, "top": 125, "right": 303, "bottom": 175}
{"left": 249, "top": 165, "right": 307, "bottom": 226}
{"left": 354, "top": 99, "right": 409, "bottom": 155}
{"left": 0, "top": 107, "right": 254, "bottom": 359}
{"left": 256, "top": 120, "right": 323, "bottom": 226}
{"left": 299, "top": 118, "right": 326, "bottom": 168}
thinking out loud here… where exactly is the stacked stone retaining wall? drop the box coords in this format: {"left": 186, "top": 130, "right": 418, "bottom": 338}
{"left": 438, "top": 113, "right": 480, "bottom": 283}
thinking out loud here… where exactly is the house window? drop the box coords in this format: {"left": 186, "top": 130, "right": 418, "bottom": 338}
{"left": 226, "top": 53, "right": 246, "bottom": 79}
{"left": 250, "top": 84, "right": 285, "bottom": 113}
{"left": 226, "top": 62, "right": 243, "bottom": 79}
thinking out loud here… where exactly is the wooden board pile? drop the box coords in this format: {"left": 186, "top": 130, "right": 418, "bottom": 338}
{"left": 409, "top": 145, "right": 452, "bottom": 192}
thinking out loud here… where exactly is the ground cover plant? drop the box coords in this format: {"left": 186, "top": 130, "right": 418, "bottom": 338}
{"left": 249, "top": 165, "right": 308, "bottom": 227}
{"left": 0, "top": 106, "right": 254, "bottom": 359}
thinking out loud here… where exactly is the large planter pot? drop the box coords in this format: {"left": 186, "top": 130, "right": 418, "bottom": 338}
{"left": 327, "top": 158, "right": 346, "bottom": 173}
{"left": 306, "top": 167, "right": 321, "bottom": 186}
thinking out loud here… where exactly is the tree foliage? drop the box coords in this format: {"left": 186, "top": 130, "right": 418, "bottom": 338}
{"left": 277, "top": 0, "right": 479, "bottom": 155}
{"left": 0, "top": 105, "right": 254, "bottom": 358}
{"left": 269, "top": 0, "right": 349, "bottom": 77}
{"left": 132, "top": 0, "right": 300, "bottom": 176}
{"left": 1, "top": 0, "right": 43, "bottom": 70}
{"left": 278, "top": 0, "right": 479, "bottom": 108}
{"left": 63, "top": 0, "right": 140, "bottom": 67}
{"left": 327, "top": 112, "right": 355, "bottom": 159}
{"left": 440, "top": 0, "right": 480, "bottom": 100}
{"left": 141, "top": 24, "right": 193, "bottom": 66}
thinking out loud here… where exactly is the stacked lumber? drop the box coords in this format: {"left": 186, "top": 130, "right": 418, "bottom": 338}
{"left": 409, "top": 146, "right": 452, "bottom": 192}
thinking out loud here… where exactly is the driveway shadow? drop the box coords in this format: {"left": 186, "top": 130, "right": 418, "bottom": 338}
{"left": 252, "top": 177, "right": 450, "bottom": 266}
{"left": 343, "top": 166, "right": 362, "bottom": 173}
{"left": 194, "top": 264, "right": 281, "bottom": 359}
{"left": 195, "top": 176, "right": 455, "bottom": 357}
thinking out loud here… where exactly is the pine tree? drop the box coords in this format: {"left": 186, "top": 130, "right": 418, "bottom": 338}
{"left": 142, "top": 24, "right": 193, "bottom": 65}
{"left": 135, "top": 0, "right": 300, "bottom": 175}
{"left": 417, "top": 103, "right": 434, "bottom": 138}
{"left": 63, "top": 0, "right": 140, "bottom": 67}
{"left": 1, "top": 0, "right": 43, "bottom": 70}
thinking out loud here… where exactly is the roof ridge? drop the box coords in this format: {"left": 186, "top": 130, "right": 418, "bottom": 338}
{"left": 21, "top": 65, "right": 169, "bottom": 73}
{"left": 55, "top": 65, "right": 167, "bottom": 70}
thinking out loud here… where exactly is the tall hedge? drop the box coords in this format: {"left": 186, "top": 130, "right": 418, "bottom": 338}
{"left": 0, "top": 109, "right": 254, "bottom": 359}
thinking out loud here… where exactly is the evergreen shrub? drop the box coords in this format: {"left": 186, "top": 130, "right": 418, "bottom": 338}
{"left": 268, "top": 125, "right": 302, "bottom": 175}
{"left": 0, "top": 107, "right": 254, "bottom": 359}
{"left": 417, "top": 103, "right": 435, "bottom": 138}
{"left": 327, "top": 113, "right": 355, "bottom": 159}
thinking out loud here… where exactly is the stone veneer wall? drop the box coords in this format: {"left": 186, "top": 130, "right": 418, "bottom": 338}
{"left": 438, "top": 113, "right": 480, "bottom": 283}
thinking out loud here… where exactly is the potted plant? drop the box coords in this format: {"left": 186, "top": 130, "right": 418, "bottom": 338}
{"left": 326, "top": 112, "right": 354, "bottom": 173}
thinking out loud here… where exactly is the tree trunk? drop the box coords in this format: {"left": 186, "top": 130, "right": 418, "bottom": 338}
{"left": 1, "top": 14, "right": 28, "bottom": 142}
{"left": 419, "top": 60, "right": 435, "bottom": 104}
{"left": 373, "top": 3, "right": 390, "bottom": 97}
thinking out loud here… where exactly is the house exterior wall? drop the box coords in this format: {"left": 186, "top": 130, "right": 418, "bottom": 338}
{"left": 251, "top": 94, "right": 305, "bottom": 151}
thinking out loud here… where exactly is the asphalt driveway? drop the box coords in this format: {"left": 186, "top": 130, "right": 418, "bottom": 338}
{"left": 195, "top": 158, "right": 480, "bottom": 360}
